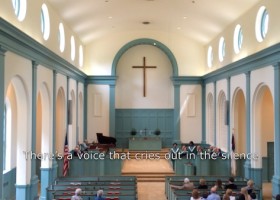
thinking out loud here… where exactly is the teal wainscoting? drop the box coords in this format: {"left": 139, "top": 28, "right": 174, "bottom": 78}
{"left": 174, "top": 156, "right": 231, "bottom": 176}
{"left": 236, "top": 159, "right": 245, "bottom": 178}
{"left": 3, "top": 168, "right": 16, "bottom": 200}
{"left": 56, "top": 153, "right": 122, "bottom": 177}
{"left": 115, "top": 109, "right": 174, "bottom": 148}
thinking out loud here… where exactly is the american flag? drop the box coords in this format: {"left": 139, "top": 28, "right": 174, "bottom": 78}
{"left": 63, "top": 134, "right": 69, "bottom": 176}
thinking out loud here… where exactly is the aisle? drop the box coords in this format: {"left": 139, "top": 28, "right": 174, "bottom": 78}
{"left": 121, "top": 150, "right": 174, "bottom": 200}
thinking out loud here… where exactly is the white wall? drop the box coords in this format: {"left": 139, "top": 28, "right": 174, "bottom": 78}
{"left": 205, "top": 82, "right": 214, "bottom": 145}
{"left": 0, "top": 0, "right": 83, "bottom": 69}
{"left": 37, "top": 66, "right": 53, "bottom": 168}
{"left": 87, "top": 84, "right": 110, "bottom": 143}
{"left": 250, "top": 66, "right": 274, "bottom": 168}
{"left": 180, "top": 85, "right": 202, "bottom": 143}
{"left": 5, "top": 52, "right": 32, "bottom": 184}
{"left": 206, "top": 0, "right": 280, "bottom": 72}
{"left": 115, "top": 45, "right": 174, "bottom": 108}
{"left": 84, "top": 30, "right": 205, "bottom": 76}
{"left": 56, "top": 74, "right": 67, "bottom": 155}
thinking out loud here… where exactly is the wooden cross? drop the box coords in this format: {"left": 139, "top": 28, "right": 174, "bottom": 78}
{"left": 132, "top": 57, "right": 157, "bottom": 97}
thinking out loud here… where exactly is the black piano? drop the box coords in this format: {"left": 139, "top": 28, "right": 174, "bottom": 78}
{"left": 96, "top": 133, "right": 116, "bottom": 146}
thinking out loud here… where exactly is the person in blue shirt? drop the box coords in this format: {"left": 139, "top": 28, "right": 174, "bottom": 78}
{"left": 207, "top": 186, "right": 221, "bottom": 200}
{"left": 95, "top": 189, "right": 105, "bottom": 200}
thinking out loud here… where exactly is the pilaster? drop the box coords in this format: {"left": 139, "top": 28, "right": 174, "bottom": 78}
{"left": 244, "top": 71, "right": 252, "bottom": 179}
{"left": 173, "top": 84, "right": 180, "bottom": 143}
{"left": 214, "top": 81, "right": 217, "bottom": 146}
{"left": 109, "top": 84, "right": 116, "bottom": 138}
{"left": 0, "top": 47, "right": 7, "bottom": 200}
{"left": 272, "top": 63, "right": 280, "bottom": 195}
{"left": 51, "top": 70, "right": 58, "bottom": 181}
{"left": 201, "top": 82, "right": 206, "bottom": 144}
{"left": 30, "top": 61, "right": 39, "bottom": 199}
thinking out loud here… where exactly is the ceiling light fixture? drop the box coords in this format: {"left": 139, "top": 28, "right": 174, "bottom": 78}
{"left": 142, "top": 21, "right": 150, "bottom": 25}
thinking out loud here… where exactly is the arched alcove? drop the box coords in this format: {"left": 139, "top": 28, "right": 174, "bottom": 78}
{"left": 232, "top": 88, "right": 246, "bottom": 154}
{"left": 206, "top": 93, "right": 215, "bottom": 145}
{"left": 252, "top": 84, "right": 274, "bottom": 172}
{"left": 8, "top": 76, "right": 30, "bottom": 186}
{"left": 38, "top": 83, "right": 51, "bottom": 168}
{"left": 217, "top": 91, "right": 227, "bottom": 151}
{"left": 4, "top": 84, "right": 17, "bottom": 173}
{"left": 56, "top": 87, "right": 66, "bottom": 155}
{"left": 78, "top": 92, "right": 83, "bottom": 143}
{"left": 36, "top": 92, "right": 42, "bottom": 180}
{"left": 70, "top": 90, "right": 76, "bottom": 149}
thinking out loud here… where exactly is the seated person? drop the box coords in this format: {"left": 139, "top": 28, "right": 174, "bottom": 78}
{"left": 95, "top": 189, "right": 105, "bottom": 200}
{"left": 79, "top": 140, "right": 89, "bottom": 152}
{"left": 238, "top": 187, "right": 249, "bottom": 200}
{"left": 196, "top": 145, "right": 204, "bottom": 154}
{"left": 207, "top": 145, "right": 215, "bottom": 155}
{"left": 70, "top": 145, "right": 83, "bottom": 157}
{"left": 225, "top": 189, "right": 235, "bottom": 200}
{"left": 249, "top": 192, "right": 257, "bottom": 200}
{"left": 207, "top": 186, "right": 221, "bottom": 200}
{"left": 191, "top": 189, "right": 201, "bottom": 200}
{"left": 224, "top": 177, "right": 237, "bottom": 190}
{"left": 197, "top": 178, "right": 208, "bottom": 189}
{"left": 215, "top": 179, "right": 224, "bottom": 190}
{"left": 223, "top": 194, "right": 230, "bottom": 200}
{"left": 212, "top": 147, "right": 222, "bottom": 158}
{"left": 71, "top": 188, "right": 83, "bottom": 200}
{"left": 170, "top": 177, "right": 194, "bottom": 190}
{"left": 245, "top": 179, "right": 254, "bottom": 194}
{"left": 188, "top": 141, "right": 197, "bottom": 154}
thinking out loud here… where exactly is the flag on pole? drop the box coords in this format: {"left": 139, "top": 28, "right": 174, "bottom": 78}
{"left": 231, "top": 133, "right": 236, "bottom": 152}
{"left": 231, "top": 131, "right": 236, "bottom": 176}
{"left": 63, "top": 134, "right": 70, "bottom": 176}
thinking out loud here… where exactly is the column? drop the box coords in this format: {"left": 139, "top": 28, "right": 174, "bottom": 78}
{"left": 51, "top": 70, "right": 58, "bottom": 181}
{"left": 227, "top": 77, "right": 231, "bottom": 152}
{"left": 76, "top": 80, "right": 79, "bottom": 143}
{"left": 83, "top": 83, "right": 88, "bottom": 140}
{"left": 173, "top": 84, "right": 180, "bottom": 143}
{"left": 109, "top": 84, "right": 116, "bottom": 138}
{"left": 0, "top": 47, "right": 6, "bottom": 200}
{"left": 272, "top": 63, "right": 280, "bottom": 196}
{"left": 244, "top": 71, "right": 251, "bottom": 179}
{"left": 201, "top": 82, "right": 206, "bottom": 144}
{"left": 214, "top": 81, "right": 217, "bottom": 146}
{"left": 30, "top": 61, "right": 39, "bottom": 199}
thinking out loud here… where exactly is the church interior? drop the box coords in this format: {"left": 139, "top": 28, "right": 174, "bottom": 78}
{"left": 1, "top": 0, "right": 280, "bottom": 199}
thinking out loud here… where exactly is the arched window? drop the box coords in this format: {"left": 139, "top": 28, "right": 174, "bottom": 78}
{"left": 255, "top": 6, "right": 269, "bottom": 42}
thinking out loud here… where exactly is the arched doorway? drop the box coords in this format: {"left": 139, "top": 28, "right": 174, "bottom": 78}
{"left": 206, "top": 93, "right": 214, "bottom": 145}
{"left": 252, "top": 84, "right": 274, "bottom": 182}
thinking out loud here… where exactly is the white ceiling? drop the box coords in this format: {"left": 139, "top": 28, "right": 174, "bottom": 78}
{"left": 47, "top": 0, "right": 261, "bottom": 45}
